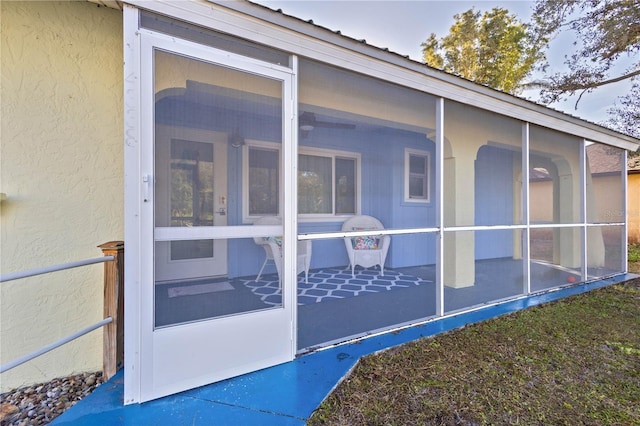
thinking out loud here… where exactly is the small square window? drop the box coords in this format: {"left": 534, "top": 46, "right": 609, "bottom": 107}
{"left": 405, "top": 149, "right": 430, "bottom": 203}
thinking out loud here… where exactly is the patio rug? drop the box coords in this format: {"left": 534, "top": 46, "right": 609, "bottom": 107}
{"left": 243, "top": 267, "right": 432, "bottom": 306}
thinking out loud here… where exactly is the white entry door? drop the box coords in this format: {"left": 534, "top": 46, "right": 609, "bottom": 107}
{"left": 135, "top": 32, "right": 295, "bottom": 403}
{"left": 154, "top": 125, "right": 228, "bottom": 282}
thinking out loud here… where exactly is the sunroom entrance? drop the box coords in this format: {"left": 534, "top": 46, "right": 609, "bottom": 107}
{"left": 128, "top": 9, "right": 628, "bottom": 404}
{"left": 138, "top": 33, "right": 296, "bottom": 403}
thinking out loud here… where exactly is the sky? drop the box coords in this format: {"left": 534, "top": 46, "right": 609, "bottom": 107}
{"left": 256, "top": 0, "right": 632, "bottom": 125}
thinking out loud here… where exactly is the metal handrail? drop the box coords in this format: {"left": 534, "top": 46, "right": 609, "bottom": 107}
{"left": 0, "top": 255, "right": 116, "bottom": 373}
{"left": 0, "top": 256, "right": 114, "bottom": 283}
{"left": 0, "top": 318, "right": 113, "bottom": 373}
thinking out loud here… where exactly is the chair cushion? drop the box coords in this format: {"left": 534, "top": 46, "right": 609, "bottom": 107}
{"left": 263, "top": 236, "right": 283, "bottom": 246}
{"left": 350, "top": 227, "right": 379, "bottom": 250}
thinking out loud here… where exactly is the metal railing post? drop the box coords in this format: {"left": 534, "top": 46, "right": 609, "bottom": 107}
{"left": 99, "top": 241, "right": 124, "bottom": 380}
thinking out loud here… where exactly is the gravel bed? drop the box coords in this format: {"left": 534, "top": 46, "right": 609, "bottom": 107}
{"left": 0, "top": 372, "right": 103, "bottom": 425}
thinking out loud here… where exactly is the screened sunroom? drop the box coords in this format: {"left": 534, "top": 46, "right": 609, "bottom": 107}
{"left": 124, "top": 1, "right": 638, "bottom": 403}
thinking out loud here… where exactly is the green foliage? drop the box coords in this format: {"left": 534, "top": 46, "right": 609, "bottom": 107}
{"left": 421, "top": 7, "right": 545, "bottom": 95}
{"left": 605, "top": 82, "right": 640, "bottom": 140}
{"left": 629, "top": 244, "right": 640, "bottom": 262}
{"left": 529, "top": 0, "right": 640, "bottom": 138}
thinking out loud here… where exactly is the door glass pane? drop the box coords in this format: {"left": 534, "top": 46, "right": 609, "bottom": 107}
{"left": 170, "top": 139, "right": 215, "bottom": 260}
{"left": 153, "top": 49, "right": 285, "bottom": 327}
{"left": 249, "top": 147, "right": 279, "bottom": 215}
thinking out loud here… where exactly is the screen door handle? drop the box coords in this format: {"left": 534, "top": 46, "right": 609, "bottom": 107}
{"left": 142, "top": 174, "right": 151, "bottom": 202}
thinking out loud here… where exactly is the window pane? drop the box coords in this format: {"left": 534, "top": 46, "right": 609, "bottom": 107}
{"left": 299, "top": 154, "right": 332, "bottom": 214}
{"left": 408, "top": 154, "right": 428, "bottom": 199}
{"left": 335, "top": 157, "right": 356, "bottom": 214}
{"left": 409, "top": 154, "right": 426, "bottom": 174}
{"left": 249, "top": 147, "right": 279, "bottom": 215}
{"left": 409, "top": 176, "right": 426, "bottom": 199}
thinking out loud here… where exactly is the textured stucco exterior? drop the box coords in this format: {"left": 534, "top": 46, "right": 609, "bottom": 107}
{"left": 1, "top": 1, "right": 123, "bottom": 391}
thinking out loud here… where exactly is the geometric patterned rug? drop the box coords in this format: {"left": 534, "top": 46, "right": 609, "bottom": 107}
{"left": 242, "top": 267, "right": 432, "bottom": 306}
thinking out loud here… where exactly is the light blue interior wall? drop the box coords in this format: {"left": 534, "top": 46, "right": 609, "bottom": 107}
{"left": 474, "top": 145, "right": 516, "bottom": 259}
{"left": 157, "top": 96, "right": 518, "bottom": 278}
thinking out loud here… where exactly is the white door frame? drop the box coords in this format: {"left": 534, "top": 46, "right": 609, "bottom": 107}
{"left": 124, "top": 13, "right": 298, "bottom": 403}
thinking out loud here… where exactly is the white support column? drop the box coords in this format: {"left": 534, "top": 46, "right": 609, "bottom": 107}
{"left": 435, "top": 98, "right": 444, "bottom": 316}
{"left": 522, "top": 123, "right": 531, "bottom": 294}
{"left": 443, "top": 152, "right": 476, "bottom": 288}
{"left": 580, "top": 140, "right": 588, "bottom": 280}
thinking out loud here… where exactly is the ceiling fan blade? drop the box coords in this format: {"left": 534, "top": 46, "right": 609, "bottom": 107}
{"left": 314, "top": 120, "right": 356, "bottom": 129}
{"left": 299, "top": 112, "right": 355, "bottom": 130}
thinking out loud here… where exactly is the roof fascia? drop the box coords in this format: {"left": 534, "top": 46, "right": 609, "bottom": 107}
{"left": 87, "top": 0, "right": 123, "bottom": 10}
{"left": 124, "top": 0, "right": 640, "bottom": 152}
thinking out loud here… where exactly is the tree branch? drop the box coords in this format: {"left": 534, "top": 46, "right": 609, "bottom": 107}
{"left": 523, "top": 68, "right": 640, "bottom": 91}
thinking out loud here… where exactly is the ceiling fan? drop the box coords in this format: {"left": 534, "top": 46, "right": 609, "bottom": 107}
{"left": 299, "top": 112, "right": 355, "bottom": 138}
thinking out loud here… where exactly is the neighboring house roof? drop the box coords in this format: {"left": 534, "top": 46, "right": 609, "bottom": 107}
{"left": 530, "top": 168, "right": 552, "bottom": 182}
{"left": 89, "top": 0, "right": 640, "bottom": 152}
{"left": 629, "top": 156, "right": 640, "bottom": 174}
{"left": 587, "top": 143, "right": 624, "bottom": 174}
{"left": 531, "top": 144, "right": 628, "bottom": 182}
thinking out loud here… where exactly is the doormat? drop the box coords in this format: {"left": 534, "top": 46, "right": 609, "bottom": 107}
{"left": 243, "top": 268, "right": 432, "bottom": 306}
{"left": 167, "top": 281, "right": 234, "bottom": 298}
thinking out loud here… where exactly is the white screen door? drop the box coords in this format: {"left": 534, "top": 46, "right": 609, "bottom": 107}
{"left": 136, "top": 33, "right": 295, "bottom": 403}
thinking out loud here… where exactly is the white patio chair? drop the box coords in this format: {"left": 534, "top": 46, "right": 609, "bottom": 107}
{"left": 253, "top": 216, "right": 312, "bottom": 283}
{"left": 342, "top": 215, "right": 390, "bottom": 278}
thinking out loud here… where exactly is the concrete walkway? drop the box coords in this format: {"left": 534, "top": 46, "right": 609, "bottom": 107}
{"left": 52, "top": 274, "right": 635, "bottom": 425}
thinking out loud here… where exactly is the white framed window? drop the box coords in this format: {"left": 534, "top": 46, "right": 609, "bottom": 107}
{"left": 405, "top": 148, "right": 430, "bottom": 203}
{"left": 298, "top": 147, "right": 360, "bottom": 218}
{"left": 243, "top": 143, "right": 360, "bottom": 221}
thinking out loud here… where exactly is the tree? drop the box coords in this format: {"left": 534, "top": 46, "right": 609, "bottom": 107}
{"left": 422, "top": 8, "right": 545, "bottom": 95}
{"left": 605, "top": 83, "right": 640, "bottom": 141}
{"left": 529, "top": 0, "right": 640, "bottom": 141}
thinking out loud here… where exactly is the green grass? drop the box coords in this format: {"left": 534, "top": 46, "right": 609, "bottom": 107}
{"left": 308, "top": 278, "right": 640, "bottom": 425}
{"left": 629, "top": 244, "right": 640, "bottom": 263}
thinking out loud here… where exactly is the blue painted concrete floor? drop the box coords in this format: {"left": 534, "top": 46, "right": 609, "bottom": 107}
{"left": 52, "top": 274, "right": 637, "bottom": 425}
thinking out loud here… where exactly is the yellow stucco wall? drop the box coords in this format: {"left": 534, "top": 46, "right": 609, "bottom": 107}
{"left": 1, "top": 1, "right": 123, "bottom": 391}
{"left": 629, "top": 173, "right": 640, "bottom": 244}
